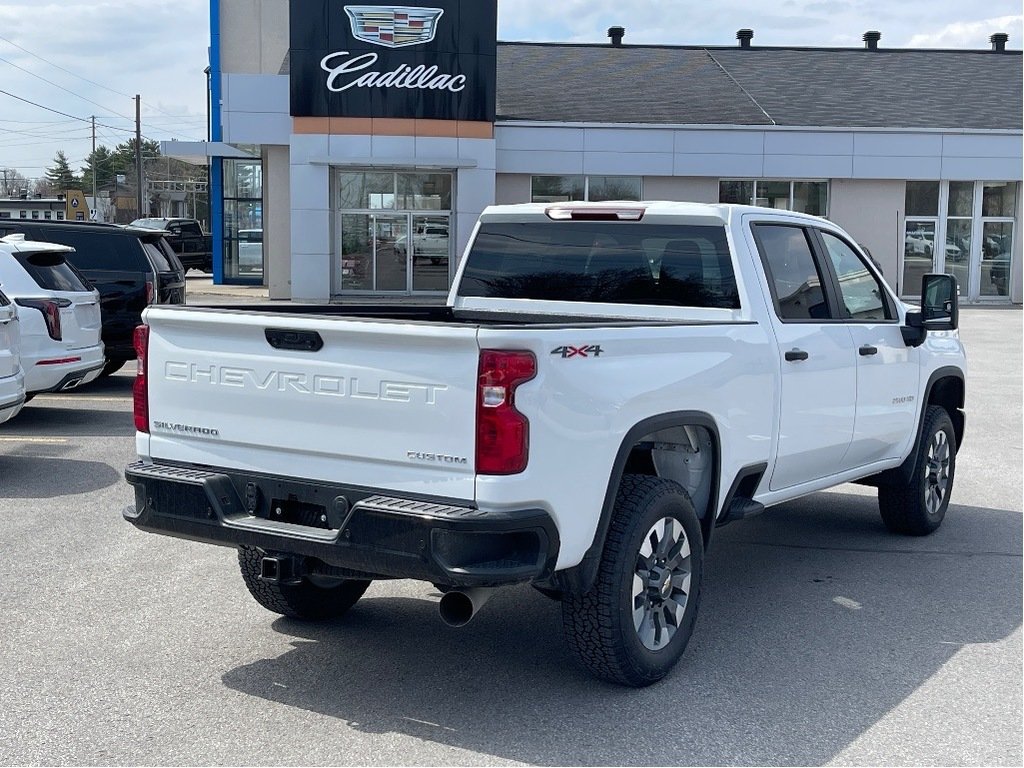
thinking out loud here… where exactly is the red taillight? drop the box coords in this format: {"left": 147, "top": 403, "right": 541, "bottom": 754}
{"left": 15, "top": 298, "right": 68, "bottom": 340}
{"left": 133, "top": 325, "right": 150, "bottom": 433}
{"left": 476, "top": 350, "right": 536, "bottom": 475}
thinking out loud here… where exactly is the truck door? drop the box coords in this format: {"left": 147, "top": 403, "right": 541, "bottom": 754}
{"left": 750, "top": 222, "right": 857, "bottom": 491}
{"left": 810, "top": 228, "right": 920, "bottom": 466}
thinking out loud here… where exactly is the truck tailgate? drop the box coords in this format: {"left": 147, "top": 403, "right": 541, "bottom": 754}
{"left": 142, "top": 308, "right": 480, "bottom": 500}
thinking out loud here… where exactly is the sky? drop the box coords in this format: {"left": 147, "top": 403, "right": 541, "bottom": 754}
{"left": 0, "top": 0, "right": 1020, "bottom": 185}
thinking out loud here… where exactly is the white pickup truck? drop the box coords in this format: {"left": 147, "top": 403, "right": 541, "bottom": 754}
{"left": 124, "top": 202, "right": 967, "bottom": 686}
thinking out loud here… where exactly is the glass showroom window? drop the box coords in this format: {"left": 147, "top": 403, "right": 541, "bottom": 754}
{"left": 719, "top": 180, "right": 828, "bottom": 215}
{"left": 980, "top": 182, "right": 1015, "bottom": 298}
{"left": 902, "top": 181, "right": 940, "bottom": 297}
{"left": 335, "top": 170, "right": 453, "bottom": 294}
{"left": 531, "top": 176, "right": 641, "bottom": 203}
{"left": 222, "top": 158, "right": 263, "bottom": 281}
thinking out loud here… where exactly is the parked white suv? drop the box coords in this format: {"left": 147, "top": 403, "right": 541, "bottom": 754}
{"left": 0, "top": 235, "right": 104, "bottom": 396}
{"left": 0, "top": 287, "right": 26, "bottom": 424}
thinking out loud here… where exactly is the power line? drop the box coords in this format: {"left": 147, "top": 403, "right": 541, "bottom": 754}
{"left": 0, "top": 54, "right": 135, "bottom": 121}
{"left": 0, "top": 88, "right": 134, "bottom": 133}
{"left": 0, "top": 34, "right": 205, "bottom": 126}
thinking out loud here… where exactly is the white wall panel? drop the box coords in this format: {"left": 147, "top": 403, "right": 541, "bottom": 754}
{"left": 764, "top": 131, "right": 854, "bottom": 155}
{"left": 852, "top": 155, "right": 943, "bottom": 179}
{"left": 369, "top": 135, "right": 415, "bottom": 159}
{"left": 854, "top": 132, "right": 944, "bottom": 157}
{"left": 223, "top": 74, "right": 289, "bottom": 113}
{"left": 674, "top": 130, "right": 765, "bottom": 154}
{"left": 762, "top": 154, "right": 854, "bottom": 179}
{"left": 942, "top": 134, "right": 1023, "bottom": 158}
{"left": 496, "top": 126, "right": 584, "bottom": 151}
{"left": 496, "top": 150, "right": 585, "bottom": 174}
{"left": 329, "top": 134, "right": 374, "bottom": 158}
{"left": 941, "top": 156, "right": 1023, "bottom": 181}
{"left": 458, "top": 138, "right": 497, "bottom": 170}
{"left": 583, "top": 152, "right": 675, "bottom": 176}
{"left": 584, "top": 128, "right": 674, "bottom": 153}
{"left": 222, "top": 111, "right": 292, "bottom": 145}
{"left": 290, "top": 252, "right": 332, "bottom": 301}
{"left": 414, "top": 136, "right": 461, "bottom": 158}
{"left": 673, "top": 153, "right": 763, "bottom": 177}
{"left": 290, "top": 209, "right": 332, "bottom": 254}
{"left": 456, "top": 169, "right": 496, "bottom": 214}
{"left": 289, "top": 134, "right": 329, "bottom": 165}
{"left": 289, "top": 164, "right": 331, "bottom": 211}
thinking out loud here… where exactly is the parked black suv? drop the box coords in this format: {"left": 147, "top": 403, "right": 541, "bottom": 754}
{"left": 131, "top": 218, "right": 212, "bottom": 272}
{"left": 0, "top": 221, "right": 185, "bottom": 375}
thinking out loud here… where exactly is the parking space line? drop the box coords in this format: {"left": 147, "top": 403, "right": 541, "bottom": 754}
{"left": 37, "top": 396, "right": 129, "bottom": 403}
{"left": 0, "top": 437, "right": 70, "bottom": 444}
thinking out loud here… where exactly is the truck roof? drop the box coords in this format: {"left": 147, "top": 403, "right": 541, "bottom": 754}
{"left": 479, "top": 200, "right": 830, "bottom": 225}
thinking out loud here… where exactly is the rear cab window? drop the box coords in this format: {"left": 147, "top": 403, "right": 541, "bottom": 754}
{"left": 751, "top": 224, "right": 832, "bottom": 321}
{"left": 459, "top": 222, "right": 740, "bottom": 308}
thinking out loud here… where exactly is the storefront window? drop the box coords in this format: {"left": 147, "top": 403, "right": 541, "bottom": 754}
{"left": 719, "top": 180, "right": 827, "bottom": 215}
{"left": 905, "top": 182, "right": 940, "bottom": 217}
{"left": 335, "top": 170, "right": 452, "bottom": 293}
{"left": 903, "top": 182, "right": 940, "bottom": 297}
{"left": 530, "top": 176, "right": 640, "bottom": 203}
{"left": 222, "top": 158, "right": 263, "bottom": 280}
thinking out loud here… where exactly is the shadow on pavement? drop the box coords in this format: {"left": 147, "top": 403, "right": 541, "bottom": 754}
{"left": 0, "top": 455, "right": 122, "bottom": 498}
{"left": 220, "top": 491, "right": 1022, "bottom": 766}
{"left": 11, "top": 404, "right": 134, "bottom": 438}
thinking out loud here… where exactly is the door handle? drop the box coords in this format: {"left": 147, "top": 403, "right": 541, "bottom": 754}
{"left": 784, "top": 349, "right": 809, "bottom": 362}
{"left": 859, "top": 345, "right": 879, "bottom": 356}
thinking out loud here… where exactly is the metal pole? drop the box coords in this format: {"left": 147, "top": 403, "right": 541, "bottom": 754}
{"left": 91, "top": 116, "right": 97, "bottom": 220}
{"left": 135, "top": 95, "right": 144, "bottom": 218}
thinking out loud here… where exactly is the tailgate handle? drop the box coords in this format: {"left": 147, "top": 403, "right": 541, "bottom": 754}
{"left": 265, "top": 328, "right": 324, "bottom": 352}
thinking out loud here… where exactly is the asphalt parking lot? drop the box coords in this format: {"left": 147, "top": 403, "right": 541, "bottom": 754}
{"left": 0, "top": 307, "right": 1020, "bottom": 766}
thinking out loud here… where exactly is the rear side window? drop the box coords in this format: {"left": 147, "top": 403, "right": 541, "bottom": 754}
{"left": 753, "top": 224, "right": 831, "bottom": 320}
{"left": 143, "top": 241, "right": 174, "bottom": 272}
{"left": 11, "top": 250, "right": 92, "bottom": 292}
{"left": 459, "top": 222, "right": 740, "bottom": 308}
{"left": 34, "top": 228, "right": 149, "bottom": 271}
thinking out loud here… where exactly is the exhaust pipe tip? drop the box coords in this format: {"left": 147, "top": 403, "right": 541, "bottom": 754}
{"left": 438, "top": 587, "right": 496, "bottom": 627}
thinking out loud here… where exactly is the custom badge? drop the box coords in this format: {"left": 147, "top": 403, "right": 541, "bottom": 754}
{"left": 344, "top": 6, "right": 445, "bottom": 48}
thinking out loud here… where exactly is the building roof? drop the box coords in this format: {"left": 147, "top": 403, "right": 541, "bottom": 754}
{"left": 495, "top": 43, "right": 1023, "bottom": 130}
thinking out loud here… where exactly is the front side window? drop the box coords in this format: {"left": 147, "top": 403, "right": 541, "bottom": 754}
{"left": 820, "top": 231, "right": 890, "bottom": 321}
{"left": 753, "top": 224, "right": 830, "bottom": 320}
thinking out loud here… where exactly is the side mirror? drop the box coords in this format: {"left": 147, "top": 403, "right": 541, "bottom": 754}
{"left": 903, "top": 273, "right": 958, "bottom": 346}
{"left": 920, "top": 273, "right": 958, "bottom": 330}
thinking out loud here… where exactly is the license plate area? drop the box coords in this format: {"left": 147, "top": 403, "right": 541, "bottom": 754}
{"left": 267, "top": 495, "right": 331, "bottom": 529}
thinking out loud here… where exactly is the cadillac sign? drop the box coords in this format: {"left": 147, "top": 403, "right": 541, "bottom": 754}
{"left": 344, "top": 6, "right": 444, "bottom": 48}
{"left": 289, "top": 0, "right": 497, "bottom": 121}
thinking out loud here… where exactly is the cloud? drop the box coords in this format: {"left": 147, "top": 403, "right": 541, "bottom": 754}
{"left": 907, "top": 14, "right": 1023, "bottom": 48}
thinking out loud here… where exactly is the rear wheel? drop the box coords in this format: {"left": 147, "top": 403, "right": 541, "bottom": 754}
{"left": 878, "top": 405, "right": 956, "bottom": 535}
{"left": 238, "top": 546, "right": 371, "bottom": 620}
{"left": 562, "top": 475, "right": 703, "bottom": 686}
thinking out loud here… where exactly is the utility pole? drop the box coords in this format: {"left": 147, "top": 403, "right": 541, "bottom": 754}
{"left": 134, "top": 95, "right": 144, "bottom": 218}
{"left": 90, "top": 116, "right": 97, "bottom": 220}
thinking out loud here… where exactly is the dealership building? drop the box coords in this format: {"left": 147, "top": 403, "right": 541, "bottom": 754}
{"left": 174, "top": 1, "right": 1023, "bottom": 305}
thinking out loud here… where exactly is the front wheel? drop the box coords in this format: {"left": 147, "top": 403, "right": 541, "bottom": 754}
{"left": 878, "top": 405, "right": 956, "bottom": 535}
{"left": 238, "top": 546, "right": 371, "bottom": 620}
{"left": 562, "top": 475, "right": 703, "bottom": 686}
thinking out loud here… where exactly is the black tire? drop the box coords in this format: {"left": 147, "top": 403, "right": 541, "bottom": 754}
{"left": 878, "top": 405, "right": 956, "bottom": 535}
{"left": 237, "top": 546, "right": 371, "bottom": 620}
{"left": 98, "top": 360, "right": 127, "bottom": 378}
{"left": 562, "top": 474, "right": 703, "bottom": 687}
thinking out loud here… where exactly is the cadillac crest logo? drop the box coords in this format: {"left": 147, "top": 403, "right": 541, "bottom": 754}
{"left": 344, "top": 5, "right": 445, "bottom": 48}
